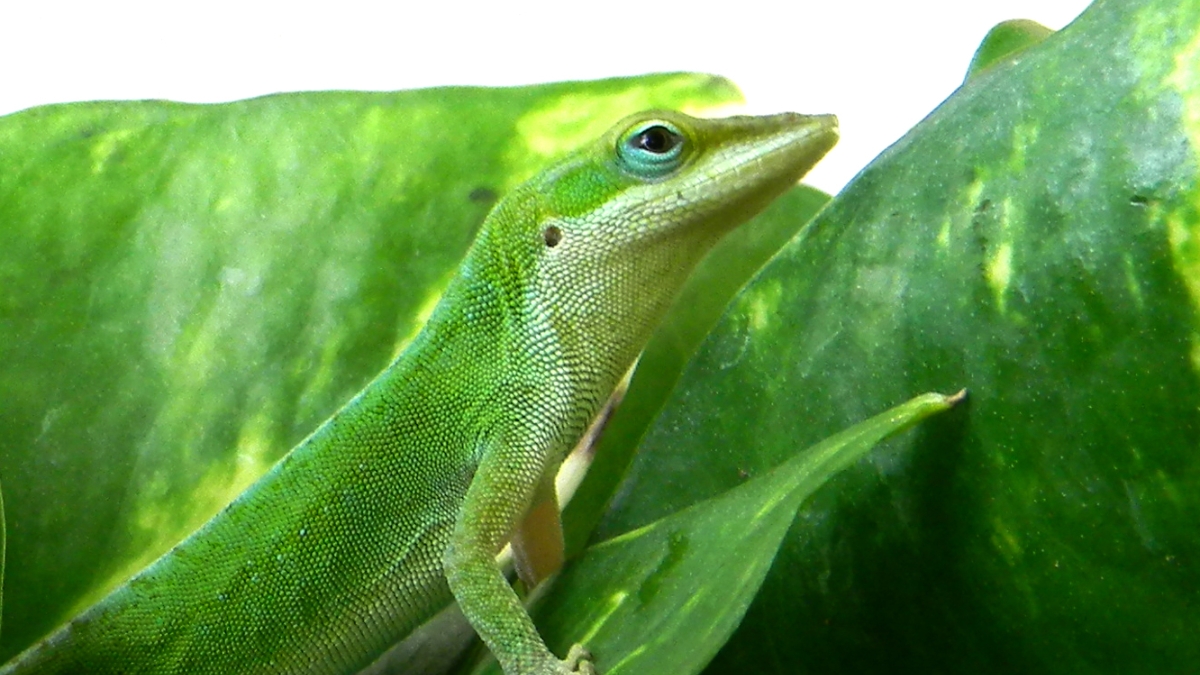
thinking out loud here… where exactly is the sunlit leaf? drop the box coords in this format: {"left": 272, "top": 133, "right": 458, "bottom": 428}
{"left": 0, "top": 73, "right": 742, "bottom": 661}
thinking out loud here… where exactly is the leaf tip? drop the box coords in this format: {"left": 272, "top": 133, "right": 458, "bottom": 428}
{"left": 945, "top": 388, "right": 969, "bottom": 407}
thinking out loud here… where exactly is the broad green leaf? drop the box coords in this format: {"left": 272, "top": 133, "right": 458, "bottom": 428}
{"left": 562, "top": 184, "right": 831, "bottom": 556}
{"left": 474, "top": 394, "right": 960, "bottom": 675}
{"left": 0, "top": 73, "right": 742, "bottom": 661}
{"left": 599, "top": 0, "right": 1200, "bottom": 672}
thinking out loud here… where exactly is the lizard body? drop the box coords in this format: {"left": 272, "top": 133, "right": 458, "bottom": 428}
{"left": 1, "top": 109, "right": 837, "bottom": 675}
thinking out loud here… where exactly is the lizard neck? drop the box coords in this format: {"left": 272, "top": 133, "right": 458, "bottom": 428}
{"left": 382, "top": 227, "right": 592, "bottom": 462}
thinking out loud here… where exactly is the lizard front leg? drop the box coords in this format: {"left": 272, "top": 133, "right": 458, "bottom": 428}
{"left": 443, "top": 439, "right": 594, "bottom": 675}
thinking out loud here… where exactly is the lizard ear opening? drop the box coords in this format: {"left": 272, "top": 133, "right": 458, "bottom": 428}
{"left": 542, "top": 226, "right": 563, "bottom": 248}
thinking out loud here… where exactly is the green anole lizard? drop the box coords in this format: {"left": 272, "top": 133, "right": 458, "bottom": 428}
{"left": 1, "top": 108, "right": 837, "bottom": 675}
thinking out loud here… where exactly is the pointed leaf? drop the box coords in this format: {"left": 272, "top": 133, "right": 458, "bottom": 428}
{"left": 964, "top": 19, "right": 1054, "bottom": 81}
{"left": 474, "top": 394, "right": 959, "bottom": 675}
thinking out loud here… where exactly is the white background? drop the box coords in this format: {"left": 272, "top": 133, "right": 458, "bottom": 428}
{"left": 2, "top": 0, "right": 1091, "bottom": 192}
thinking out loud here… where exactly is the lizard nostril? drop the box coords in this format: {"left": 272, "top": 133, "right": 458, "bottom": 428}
{"left": 543, "top": 226, "right": 562, "bottom": 248}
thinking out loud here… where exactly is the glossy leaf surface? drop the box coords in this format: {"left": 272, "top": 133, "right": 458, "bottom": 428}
{"left": 600, "top": 1, "right": 1200, "bottom": 672}
{"left": 0, "top": 73, "right": 741, "bottom": 660}
{"left": 476, "top": 395, "right": 958, "bottom": 675}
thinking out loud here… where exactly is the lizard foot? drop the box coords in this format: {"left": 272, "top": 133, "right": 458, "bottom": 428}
{"left": 538, "top": 644, "right": 594, "bottom": 674}
{"left": 522, "top": 644, "right": 596, "bottom": 674}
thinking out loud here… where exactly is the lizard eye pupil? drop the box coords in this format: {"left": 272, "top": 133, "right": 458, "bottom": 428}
{"left": 635, "top": 126, "right": 677, "bottom": 154}
{"left": 617, "top": 120, "right": 686, "bottom": 179}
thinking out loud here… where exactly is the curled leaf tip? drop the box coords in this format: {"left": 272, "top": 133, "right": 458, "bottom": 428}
{"left": 945, "top": 389, "right": 969, "bottom": 406}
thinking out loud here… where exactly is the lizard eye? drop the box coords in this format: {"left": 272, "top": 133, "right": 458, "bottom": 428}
{"left": 633, "top": 125, "right": 678, "bottom": 153}
{"left": 617, "top": 120, "right": 687, "bottom": 179}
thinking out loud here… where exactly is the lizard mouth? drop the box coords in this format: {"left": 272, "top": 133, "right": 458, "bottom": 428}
{"left": 690, "top": 113, "right": 838, "bottom": 202}
{"left": 622, "top": 113, "right": 838, "bottom": 237}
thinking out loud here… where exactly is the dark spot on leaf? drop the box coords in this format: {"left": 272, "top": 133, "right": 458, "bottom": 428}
{"left": 638, "top": 530, "right": 690, "bottom": 604}
{"left": 468, "top": 187, "right": 497, "bottom": 204}
{"left": 971, "top": 198, "right": 995, "bottom": 258}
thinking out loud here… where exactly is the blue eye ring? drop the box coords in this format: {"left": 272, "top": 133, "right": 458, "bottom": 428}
{"left": 616, "top": 120, "right": 687, "bottom": 179}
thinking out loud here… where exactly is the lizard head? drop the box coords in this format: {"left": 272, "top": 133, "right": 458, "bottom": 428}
{"left": 466, "top": 109, "right": 838, "bottom": 384}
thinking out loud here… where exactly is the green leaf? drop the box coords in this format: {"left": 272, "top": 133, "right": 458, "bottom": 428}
{"left": 598, "top": 0, "right": 1200, "bottom": 672}
{"left": 474, "top": 394, "right": 960, "bottom": 675}
{"left": 0, "top": 479, "right": 6, "bottom": 639}
{"left": 0, "top": 73, "right": 742, "bottom": 662}
{"left": 964, "top": 19, "right": 1054, "bottom": 82}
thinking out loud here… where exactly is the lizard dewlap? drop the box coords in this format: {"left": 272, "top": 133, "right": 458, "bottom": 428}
{"left": 0, "top": 109, "right": 837, "bottom": 675}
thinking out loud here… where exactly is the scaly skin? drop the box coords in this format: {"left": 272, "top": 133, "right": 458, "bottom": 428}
{"left": 0, "top": 109, "right": 837, "bottom": 675}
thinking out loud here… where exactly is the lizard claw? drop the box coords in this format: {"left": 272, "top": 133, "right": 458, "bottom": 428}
{"left": 564, "top": 644, "right": 595, "bottom": 674}
{"left": 526, "top": 644, "right": 596, "bottom": 674}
